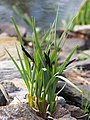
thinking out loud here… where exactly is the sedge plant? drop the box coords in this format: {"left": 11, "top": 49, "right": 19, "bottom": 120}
{"left": 6, "top": 15, "right": 82, "bottom": 118}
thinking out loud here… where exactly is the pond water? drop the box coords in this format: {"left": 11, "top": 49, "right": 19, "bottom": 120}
{"left": 0, "top": 0, "right": 83, "bottom": 32}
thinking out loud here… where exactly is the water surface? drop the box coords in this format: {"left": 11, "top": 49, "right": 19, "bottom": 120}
{"left": 0, "top": 0, "right": 83, "bottom": 31}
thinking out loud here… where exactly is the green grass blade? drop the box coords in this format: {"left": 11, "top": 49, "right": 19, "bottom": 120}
{"left": 56, "top": 83, "right": 66, "bottom": 95}
{"left": 33, "top": 19, "right": 42, "bottom": 54}
{"left": 12, "top": 5, "right": 21, "bottom": 17}
{"left": 23, "top": 52, "right": 31, "bottom": 78}
{"left": 5, "top": 48, "right": 30, "bottom": 92}
{"left": 45, "top": 72, "right": 58, "bottom": 94}
{"left": 41, "top": 13, "right": 58, "bottom": 48}
{"left": 16, "top": 45, "right": 30, "bottom": 90}
{"left": 41, "top": 13, "right": 58, "bottom": 46}
{"left": 54, "top": 8, "right": 59, "bottom": 48}
{"left": 41, "top": 27, "right": 52, "bottom": 46}
{"left": 32, "top": 18, "right": 45, "bottom": 67}
{"left": 5, "top": 49, "right": 24, "bottom": 79}
{"left": 51, "top": 49, "right": 57, "bottom": 63}
{"left": 58, "top": 46, "right": 78, "bottom": 74}
{"left": 10, "top": 16, "right": 24, "bottom": 46}
{"left": 24, "top": 14, "right": 32, "bottom": 27}
{"left": 37, "top": 51, "right": 44, "bottom": 67}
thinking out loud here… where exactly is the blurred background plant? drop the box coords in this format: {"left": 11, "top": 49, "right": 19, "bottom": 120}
{"left": 72, "top": 0, "right": 90, "bottom": 29}
{"left": 82, "top": 89, "right": 90, "bottom": 118}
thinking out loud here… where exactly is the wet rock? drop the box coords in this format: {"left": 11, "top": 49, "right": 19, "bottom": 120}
{"left": 0, "top": 103, "right": 44, "bottom": 120}
{"left": 0, "top": 22, "right": 26, "bottom": 37}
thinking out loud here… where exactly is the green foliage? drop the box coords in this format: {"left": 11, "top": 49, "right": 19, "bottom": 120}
{"left": 82, "top": 89, "right": 90, "bottom": 117}
{"left": 6, "top": 15, "right": 81, "bottom": 116}
{"left": 72, "top": 0, "right": 90, "bottom": 28}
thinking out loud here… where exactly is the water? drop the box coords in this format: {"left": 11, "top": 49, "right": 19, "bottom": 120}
{"left": 0, "top": 0, "right": 83, "bottom": 32}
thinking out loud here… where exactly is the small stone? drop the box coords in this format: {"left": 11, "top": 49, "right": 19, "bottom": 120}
{"left": 28, "top": 42, "right": 33, "bottom": 47}
{"left": 57, "top": 96, "right": 66, "bottom": 106}
{"left": 0, "top": 32, "right": 8, "bottom": 37}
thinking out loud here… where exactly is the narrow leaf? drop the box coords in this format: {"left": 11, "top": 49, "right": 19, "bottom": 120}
{"left": 5, "top": 49, "right": 24, "bottom": 79}
{"left": 10, "top": 16, "right": 24, "bottom": 46}
{"left": 21, "top": 45, "right": 34, "bottom": 63}
{"left": 16, "top": 45, "right": 30, "bottom": 91}
{"left": 5, "top": 48, "right": 30, "bottom": 91}
{"left": 58, "top": 46, "right": 78, "bottom": 74}
{"left": 56, "top": 75, "right": 82, "bottom": 93}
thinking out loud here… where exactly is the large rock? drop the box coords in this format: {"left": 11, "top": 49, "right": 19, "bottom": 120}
{"left": 0, "top": 102, "right": 82, "bottom": 120}
{"left": 56, "top": 81, "right": 90, "bottom": 109}
{"left": 0, "top": 103, "right": 44, "bottom": 120}
{"left": 0, "top": 102, "right": 77, "bottom": 120}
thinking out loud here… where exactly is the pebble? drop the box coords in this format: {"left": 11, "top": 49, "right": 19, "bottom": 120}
{"left": 57, "top": 96, "right": 66, "bottom": 106}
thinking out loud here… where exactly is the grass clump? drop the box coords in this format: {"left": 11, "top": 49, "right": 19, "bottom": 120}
{"left": 6, "top": 14, "right": 81, "bottom": 118}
